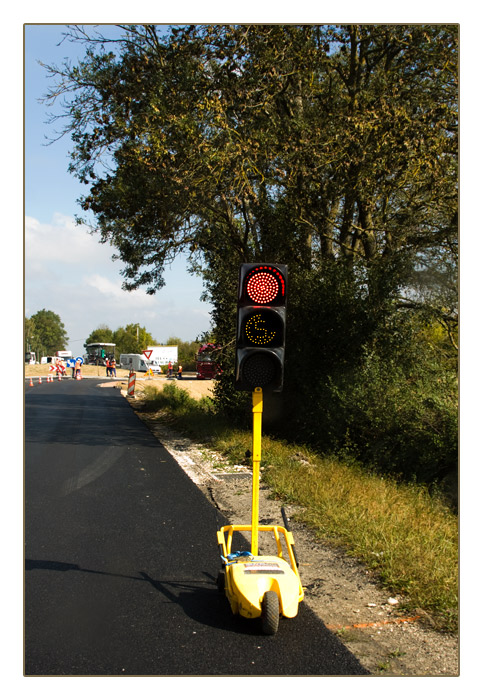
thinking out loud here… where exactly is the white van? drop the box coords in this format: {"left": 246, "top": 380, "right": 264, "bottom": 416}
{"left": 119, "top": 354, "right": 160, "bottom": 373}
{"left": 56, "top": 350, "right": 73, "bottom": 360}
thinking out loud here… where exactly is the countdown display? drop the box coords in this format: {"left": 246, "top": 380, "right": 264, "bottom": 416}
{"left": 241, "top": 310, "right": 283, "bottom": 346}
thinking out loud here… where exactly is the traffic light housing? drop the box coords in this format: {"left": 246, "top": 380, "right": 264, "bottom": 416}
{"left": 235, "top": 263, "right": 287, "bottom": 391}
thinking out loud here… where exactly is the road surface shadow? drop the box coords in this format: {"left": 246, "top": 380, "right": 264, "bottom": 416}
{"left": 25, "top": 558, "right": 250, "bottom": 634}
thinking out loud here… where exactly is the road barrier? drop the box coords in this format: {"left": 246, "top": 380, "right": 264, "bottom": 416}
{"left": 128, "top": 371, "right": 136, "bottom": 396}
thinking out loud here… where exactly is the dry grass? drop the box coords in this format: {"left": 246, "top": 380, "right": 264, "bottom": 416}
{"left": 262, "top": 447, "right": 458, "bottom": 629}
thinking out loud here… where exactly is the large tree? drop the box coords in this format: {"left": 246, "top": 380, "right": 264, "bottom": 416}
{"left": 28, "top": 309, "right": 69, "bottom": 356}
{"left": 42, "top": 23, "right": 457, "bottom": 320}
{"left": 112, "top": 323, "right": 158, "bottom": 355}
{"left": 41, "top": 25, "right": 458, "bottom": 482}
{"left": 84, "top": 324, "right": 114, "bottom": 346}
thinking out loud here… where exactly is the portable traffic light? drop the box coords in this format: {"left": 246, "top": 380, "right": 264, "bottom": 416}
{"left": 235, "top": 263, "right": 287, "bottom": 391}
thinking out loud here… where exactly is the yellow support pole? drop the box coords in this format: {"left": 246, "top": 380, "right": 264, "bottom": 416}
{"left": 251, "top": 387, "right": 263, "bottom": 556}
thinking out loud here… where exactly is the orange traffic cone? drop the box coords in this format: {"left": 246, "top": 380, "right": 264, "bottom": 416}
{"left": 58, "top": 373, "right": 62, "bottom": 381}
{"left": 38, "top": 376, "right": 42, "bottom": 384}
{"left": 29, "top": 377, "right": 33, "bottom": 387}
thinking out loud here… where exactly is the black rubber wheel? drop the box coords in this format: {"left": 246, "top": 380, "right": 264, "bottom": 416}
{"left": 217, "top": 569, "right": 225, "bottom": 595}
{"left": 261, "top": 590, "right": 280, "bottom": 635}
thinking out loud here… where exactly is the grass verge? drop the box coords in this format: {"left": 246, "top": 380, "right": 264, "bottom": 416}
{"left": 139, "top": 382, "right": 458, "bottom": 631}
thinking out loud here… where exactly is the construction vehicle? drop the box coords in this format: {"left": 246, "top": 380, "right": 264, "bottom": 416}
{"left": 195, "top": 343, "right": 222, "bottom": 379}
{"left": 84, "top": 342, "right": 116, "bottom": 365}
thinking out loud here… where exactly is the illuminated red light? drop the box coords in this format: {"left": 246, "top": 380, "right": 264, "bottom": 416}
{"left": 245, "top": 266, "right": 285, "bottom": 304}
{"left": 247, "top": 273, "right": 278, "bottom": 304}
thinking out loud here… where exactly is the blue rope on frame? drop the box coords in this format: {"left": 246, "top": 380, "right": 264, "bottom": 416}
{"left": 221, "top": 550, "right": 253, "bottom": 565}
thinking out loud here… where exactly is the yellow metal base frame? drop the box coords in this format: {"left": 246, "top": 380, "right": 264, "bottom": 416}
{"left": 217, "top": 524, "right": 304, "bottom": 620}
{"left": 216, "top": 388, "right": 303, "bottom": 627}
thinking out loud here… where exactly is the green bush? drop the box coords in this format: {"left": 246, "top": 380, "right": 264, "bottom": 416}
{"left": 141, "top": 382, "right": 217, "bottom": 438}
{"left": 334, "top": 353, "right": 458, "bottom": 484}
{"left": 276, "top": 262, "right": 458, "bottom": 491}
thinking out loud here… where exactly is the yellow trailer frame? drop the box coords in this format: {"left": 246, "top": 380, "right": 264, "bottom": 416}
{"left": 216, "top": 387, "right": 303, "bottom": 634}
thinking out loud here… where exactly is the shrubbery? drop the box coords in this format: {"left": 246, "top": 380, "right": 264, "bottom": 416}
{"left": 142, "top": 382, "right": 216, "bottom": 430}
{"left": 322, "top": 353, "right": 457, "bottom": 485}
{"left": 273, "top": 262, "right": 457, "bottom": 497}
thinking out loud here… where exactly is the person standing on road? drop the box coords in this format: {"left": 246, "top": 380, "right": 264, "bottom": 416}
{"left": 110, "top": 358, "right": 117, "bottom": 377}
{"left": 168, "top": 361, "right": 173, "bottom": 378}
{"left": 105, "top": 358, "right": 111, "bottom": 377}
{"left": 74, "top": 358, "right": 82, "bottom": 380}
{"left": 177, "top": 364, "right": 183, "bottom": 379}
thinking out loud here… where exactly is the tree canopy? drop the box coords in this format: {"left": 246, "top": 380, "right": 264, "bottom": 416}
{"left": 43, "top": 24, "right": 457, "bottom": 293}
{"left": 27, "top": 309, "right": 69, "bottom": 356}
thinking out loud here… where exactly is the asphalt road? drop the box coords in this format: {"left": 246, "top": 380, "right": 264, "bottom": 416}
{"left": 24, "top": 378, "right": 368, "bottom": 676}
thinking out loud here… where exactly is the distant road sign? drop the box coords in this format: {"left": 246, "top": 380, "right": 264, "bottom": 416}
{"left": 143, "top": 350, "right": 153, "bottom": 360}
{"left": 66, "top": 357, "right": 83, "bottom": 368}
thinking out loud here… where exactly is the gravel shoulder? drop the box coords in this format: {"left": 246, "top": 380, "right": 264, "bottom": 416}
{"left": 116, "top": 380, "right": 458, "bottom": 676}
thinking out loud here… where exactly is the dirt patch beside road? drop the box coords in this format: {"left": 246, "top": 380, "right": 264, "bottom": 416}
{"left": 166, "top": 377, "right": 215, "bottom": 400}
{"left": 110, "top": 376, "right": 215, "bottom": 400}
{"left": 120, "top": 382, "right": 457, "bottom": 676}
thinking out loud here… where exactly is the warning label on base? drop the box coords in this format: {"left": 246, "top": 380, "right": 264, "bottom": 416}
{"left": 243, "top": 561, "right": 285, "bottom": 574}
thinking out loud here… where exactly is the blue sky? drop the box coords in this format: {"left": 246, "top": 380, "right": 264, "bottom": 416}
{"left": 25, "top": 24, "right": 212, "bottom": 359}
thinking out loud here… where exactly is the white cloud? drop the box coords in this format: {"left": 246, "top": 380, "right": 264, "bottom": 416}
{"left": 25, "top": 213, "right": 114, "bottom": 267}
{"left": 25, "top": 211, "right": 213, "bottom": 356}
{"left": 83, "top": 273, "right": 156, "bottom": 308}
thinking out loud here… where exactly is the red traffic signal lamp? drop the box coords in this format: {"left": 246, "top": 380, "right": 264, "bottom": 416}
{"left": 235, "top": 263, "right": 287, "bottom": 391}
